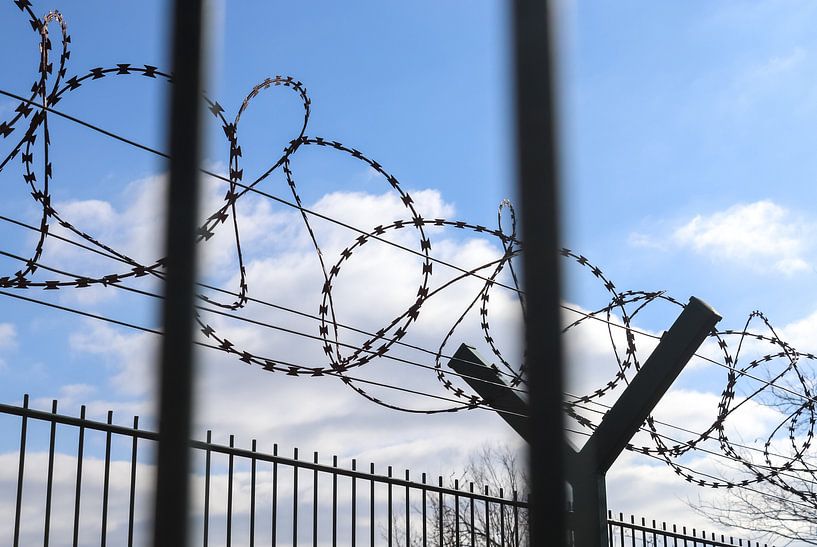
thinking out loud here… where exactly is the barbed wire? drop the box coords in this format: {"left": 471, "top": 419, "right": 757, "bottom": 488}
{"left": 0, "top": 212, "right": 528, "bottom": 384}
{"left": 0, "top": 245, "right": 530, "bottom": 396}
{"left": 0, "top": 288, "right": 532, "bottom": 419}
{"left": 564, "top": 426, "right": 817, "bottom": 516}
{"left": 0, "top": 0, "right": 533, "bottom": 415}
{"left": 4, "top": 0, "right": 817, "bottom": 510}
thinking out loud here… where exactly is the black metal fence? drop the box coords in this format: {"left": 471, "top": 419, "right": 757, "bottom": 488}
{"left": 607, "top": 513, "right": 773, "bottom": 547}
{"left": 0, "top": 394, "right": 770, "bottom": 547}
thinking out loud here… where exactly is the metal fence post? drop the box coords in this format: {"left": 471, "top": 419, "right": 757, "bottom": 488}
{"left": 449, "top": 297, "right": 721, "bottom": 547}
{"left": 511, "top": 0, "right": 566, "bottom": 544}
{"left": 152, "top": 0, "right": 206, "bottom": 545}
{"left": 572, "top": 297, "right": 720, "bottom": 546}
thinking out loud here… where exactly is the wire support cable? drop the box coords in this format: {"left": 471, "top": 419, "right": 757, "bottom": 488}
{"left": 561, "top": 303, "right": 817, "bottom": 408}
{"left": 0, "top": 87, "right": 525, "bottom": 296}
{"left": 564, "top": 426, "right": 817, "bottom": 515}
{"left": 567, "top": 398, "right": 817, "bottom": 484}
{"left": 0, "top": 214, "right": 519, "bottom": 378}
{"left": 0, "top": 239, "right": 527, "bottom": 394}
{"left": 0, "top": 288, "right": 529, "bottom": 420}
{"left": 564, "top": 392, "right": 812, "bottom": 472}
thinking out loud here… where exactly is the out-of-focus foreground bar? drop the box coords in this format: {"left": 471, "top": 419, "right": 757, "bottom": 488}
{"left": 511, "top": 0, "right": 567, "bottom": 545}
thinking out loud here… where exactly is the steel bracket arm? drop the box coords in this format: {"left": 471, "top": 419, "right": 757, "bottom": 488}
{"left": 447, "top": 296, "right": 721, "bottom": 547}
{"left": 579, "top": 296, "right": 721, "bottom": 472}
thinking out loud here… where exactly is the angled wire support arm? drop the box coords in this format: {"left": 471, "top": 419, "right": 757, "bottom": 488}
{"left": 448, "top": 344, "right": 530, "bottom": 440}
{"left": 571, "top": 296, "right": 721, "bottom": 547}
{"left": 579, "top": 297, "right": 722, "bottom": 472}
{"left": 448, "top": 296, "right": 721, "bottom": 547}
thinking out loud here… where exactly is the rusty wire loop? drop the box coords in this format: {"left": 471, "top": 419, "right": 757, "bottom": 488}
{"left": 3, "top": 0, "right": 817, "bottom": 505}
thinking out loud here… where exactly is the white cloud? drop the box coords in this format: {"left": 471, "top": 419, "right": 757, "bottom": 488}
{"left": 36, "top": 178, "right": 811, "bottom": 544}
{"left": 729, "top": 47, "right": 811, "bottom": 114}
{"left": 776, "top": 308, "right": 817, "bottom": 356}
{"left": 48, "top": 179, "right": 525, "bottom": 486}
{"left": 628, "top": 231, "right": 667, "bottom": 251}
{"left": 0, "top": 322, "right": 18, "bottom": 370}
{"left": 69, "top": 321, "right": 158, "bottom": 401}
{"left": 669, "top": 200, "right": 813, "bottom": 275}
{"left": 751, "top": 48, "right": 806, "bottom": 79}
{"left": 0, "top": 322, "right": 16, "bottom": 350}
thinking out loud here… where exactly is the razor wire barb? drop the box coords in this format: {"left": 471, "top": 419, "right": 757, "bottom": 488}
{"left": 4, "top": 0, "right": 817, "bottom": 511}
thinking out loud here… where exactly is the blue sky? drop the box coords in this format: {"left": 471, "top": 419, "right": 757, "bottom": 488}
{"left": 560, "top": 1, "right": 817, "bottom": 320}
{"left": 2, "top": 0, "right": 817, "bottom": 544}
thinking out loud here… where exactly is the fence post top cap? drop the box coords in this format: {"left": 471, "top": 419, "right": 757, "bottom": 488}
{"left": 688, "top": 296, "right": 721, "bottom": 321}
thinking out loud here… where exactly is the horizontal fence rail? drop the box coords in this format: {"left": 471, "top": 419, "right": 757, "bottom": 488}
{"left": 606, "top": 513, "right": 773, "bottom": 547}
{"left": 0, "top": 395, "right": 772, "bottom": 547}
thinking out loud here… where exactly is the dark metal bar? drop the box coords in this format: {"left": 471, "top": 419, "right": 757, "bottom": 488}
{"left": 455, "top": 479, "right": 460, "bottom": 547}
{"left": 251, "top": 439, "right": 257, "bottom": 547}
{"left": 272, "top": 444, "right": 278, "bottom": 547}
{"left": 204, "top": 430, "right": 211, "bottom": 547}
{"left": 152, "top": 0, "right": 206, "bottom": 542}
{"left": 469, "top": 482, "right": 475, "bottom": 547}
{"left": 294, "top": 448, "right": 299, "bottom": 547}
{"left": 484, "top": 485, "right": 490, "bottom": 545}
{"left": 351, "top": 459, "right": 357, "bottom": 547}
{"left": 227, "top": 435, "right": 234, "bottom": 547}
{"left": 13, "top": 394, "right": 29, "bottom": 547}
{"left": 388, "top": 466, "right": 393, "bottom": 546}
{"left": 511, "top": 0, "right": 565, "bottom": 544}
{"left": 421, "top": 473, "right": 427, "bottom": 547}
{"left": 448, "top": 344, "right": 528, "bottom": 440}
{"left": 333, "top": 455, "right": 338, "bottom": 547}
{"left": 405, "top": 470, "right": 410, "bottom": 547}
{"left": 43, "top": 399, "right": 57, "bottom": 547}
{"left": 438, "top": 477, "right": 443, "bottom": 547}
{"left": 1, "top": 403, "right": 164, "bottom": 437}
{"left": 500, "top": 488, "right": 505, "bottom": 547}
{"left": 370, "top": 463, "right": 375, "bottom": 547}
{"left": 513, "top": 491, "right": 519, "bottom": 547}
{"left": 313, "top": 451, "right": 318, "bottom": 547}
{"left": 128, "top": 416, "right": 140, "bottom": 547}
{"left": 72, "top": 405, "right": 86, "bottom": 547}
{"left": 101, "top": 410, "right": 113, "bottom": 547}
{"left": 641, "top": 516, "right": 646, "bottom": 546}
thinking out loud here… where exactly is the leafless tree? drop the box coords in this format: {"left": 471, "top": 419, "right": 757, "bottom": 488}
{"left": 387, "top": 444, "right": 529, "bottom": 547}
{"left": 690, "top": 475, "right": 817, "bottom": 546}
{"left": 689, "top": 371, "right": 817, "bottom": 546}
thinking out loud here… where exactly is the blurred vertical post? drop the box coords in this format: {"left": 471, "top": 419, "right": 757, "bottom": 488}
{"left": 511, "top": 0, "right": 567, "bottom": 545}
{"left": 153, "top": 0, "right": 205, "bottom": 545}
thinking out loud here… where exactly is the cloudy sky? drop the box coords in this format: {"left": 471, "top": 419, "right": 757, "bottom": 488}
{"left": 2, "top": 0, "right": 817, "bottom": 545}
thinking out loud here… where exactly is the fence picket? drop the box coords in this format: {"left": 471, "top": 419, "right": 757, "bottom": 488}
{"left": 0, "top": 397, "right": 773, "bottom": 547}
